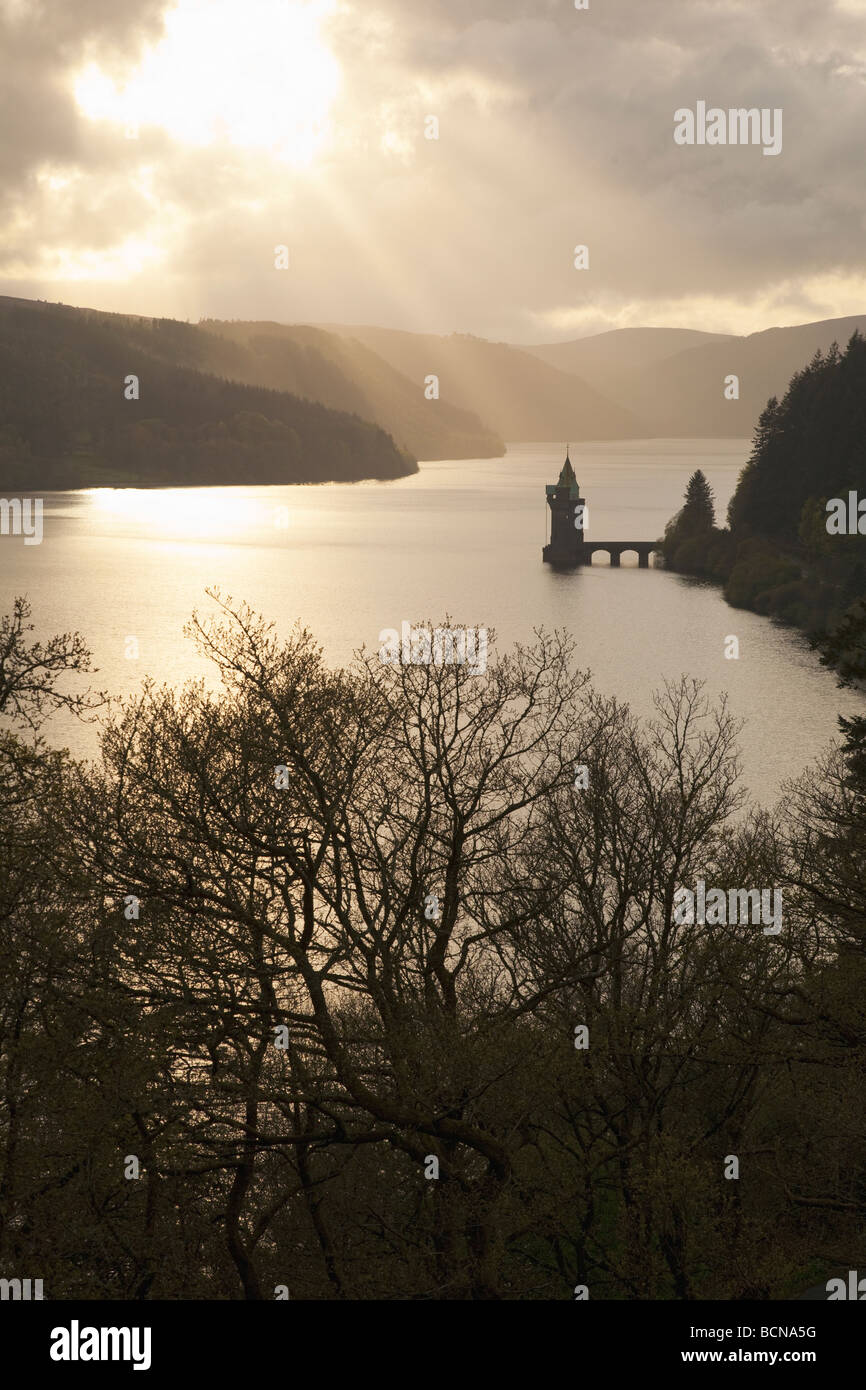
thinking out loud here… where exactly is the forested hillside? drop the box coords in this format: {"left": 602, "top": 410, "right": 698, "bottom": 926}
{"left": 0, "top": 297, "right": 414, "bottom": 488}
{"left": 199, "top": 320, "right": 504, "bottom": 460}
{"left": 662, "top": 332, "right": 866, "bottom": 684}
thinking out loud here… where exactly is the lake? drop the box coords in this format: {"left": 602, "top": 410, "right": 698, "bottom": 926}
{"left": 3, "top": 438, "right": 862, "bottom": 801}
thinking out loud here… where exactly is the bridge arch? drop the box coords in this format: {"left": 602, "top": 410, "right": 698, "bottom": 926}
{"left": 583, "top": 541, "right": 663, "bottom": 568}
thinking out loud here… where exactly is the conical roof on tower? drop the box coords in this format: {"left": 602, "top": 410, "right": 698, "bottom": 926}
{"left": 557, "top": 447, "right": 579, "bottom": 496}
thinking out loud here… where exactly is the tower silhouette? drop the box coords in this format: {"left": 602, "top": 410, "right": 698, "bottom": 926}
{"left": 542, "top": 447, "right": 584, "bottom": 565}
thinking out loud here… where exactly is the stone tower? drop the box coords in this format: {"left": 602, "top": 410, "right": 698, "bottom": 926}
{"left": 542, "top": 448, "right": 584, "bottom": 565}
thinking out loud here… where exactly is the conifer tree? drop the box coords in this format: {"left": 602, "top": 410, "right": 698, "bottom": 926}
{"left": 680, "top": 469, "right": 715, "bottom": 534}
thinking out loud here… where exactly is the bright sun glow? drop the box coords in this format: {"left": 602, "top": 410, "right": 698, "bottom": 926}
{"left": 47, "top": 239, "right": 166, "bottom": 283}
{"left": 73, "top": 0, "right": 341, "bottom": 166}
{"left": 87, "top": 487, "right": 291, "bottom": 540}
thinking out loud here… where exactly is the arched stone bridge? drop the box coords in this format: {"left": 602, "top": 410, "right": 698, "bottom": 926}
{"left": 582, "top": 541, "right": 663, "bottom": 568}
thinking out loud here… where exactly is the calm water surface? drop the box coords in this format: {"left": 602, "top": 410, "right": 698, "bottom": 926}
{"left": 4, "top": 438, "right": 862, "bottom": 802}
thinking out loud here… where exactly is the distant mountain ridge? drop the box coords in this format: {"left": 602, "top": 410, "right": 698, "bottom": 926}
{"left": 317, "top": 324, "right": 647, "bottom": 441}
{"left": 320, "top": 314, "right": 866, "bottom": 442}
{"left": 519, "top": 316, "right": 866, "bottom": 438}
{"left": 522, "top": 326, "right": 732, "bottom": 378}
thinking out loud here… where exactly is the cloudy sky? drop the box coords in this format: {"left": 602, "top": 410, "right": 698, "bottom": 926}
{"left": 1, "top": 0, "right": 865, "bottom": 341}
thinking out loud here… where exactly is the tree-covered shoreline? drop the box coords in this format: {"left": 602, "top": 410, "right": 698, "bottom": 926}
{"left": 661, "top": 332, "right": 866, "bottom": 693}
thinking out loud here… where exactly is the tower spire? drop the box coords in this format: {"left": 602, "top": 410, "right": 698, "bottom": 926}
{"left": 557, "top": 449, "right": 578, "bottom": 495}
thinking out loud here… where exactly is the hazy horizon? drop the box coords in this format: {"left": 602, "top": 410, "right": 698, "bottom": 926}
{"left": 10, "top": 288, "right": 866, "bottom": 349}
